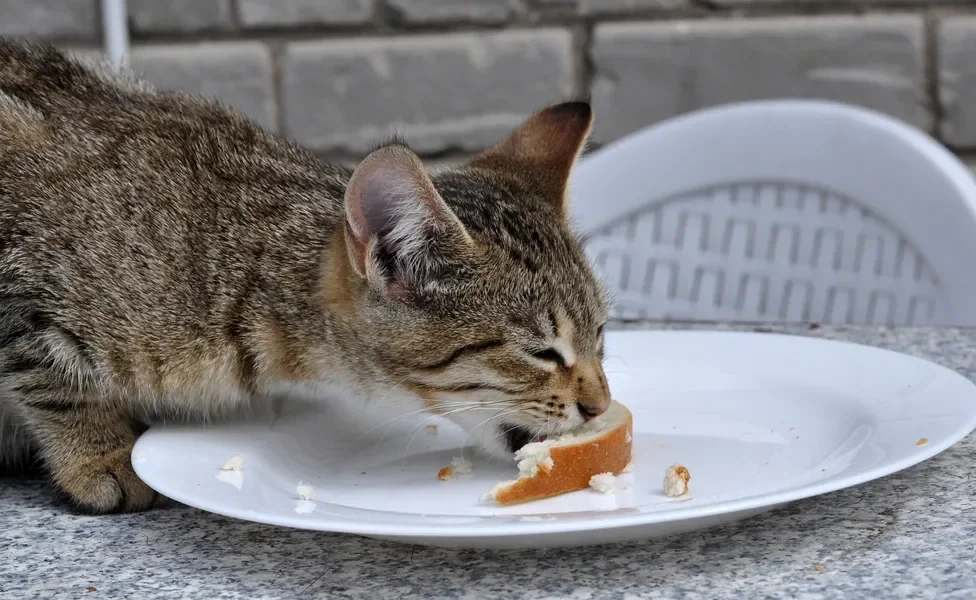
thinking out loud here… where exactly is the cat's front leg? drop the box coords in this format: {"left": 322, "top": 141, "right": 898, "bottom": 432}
{"left": 19, "top": 389, "right": 156, "bottom": 514}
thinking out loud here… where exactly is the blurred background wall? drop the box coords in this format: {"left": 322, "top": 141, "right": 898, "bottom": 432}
{"left": 1, "top": 0, "right": 974, "bottom": 171}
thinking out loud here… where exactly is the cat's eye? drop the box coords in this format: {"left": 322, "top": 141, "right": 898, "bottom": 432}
{"left": 597, "top": 323, "right": 605, "bottom": 339}
{"left": 531, "top": 348, "right": 567, "bottom": 369}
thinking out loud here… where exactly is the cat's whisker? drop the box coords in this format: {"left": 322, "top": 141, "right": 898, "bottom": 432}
{"left": 458, "top": 405, "right": 527, "bottom": 463}
{"left": 468, "top": 406, "right": 513, "bottom": 463}
{"left": 397, "top": 403, "right": 520, "bottom": 469}
{"left": 494, "top": 420, "right": 532, "bottom": 443}
{"left": 357, "top": 398, "right": 513, "bottom": 440}
{"left": 358, "top": 403, "right": 470, "bottom": 438}
{"left": 346, "top": 404, "right": 514, "bottom": 467}
{"left": 386, "top": 401, "right": 517, "bottom": 451}
{"left": 348, "top": 375, "right": 421, "bottom": 439}
{"left": 469, "top": 406, "right": 534, "bottom": 458}
{"left": 378, "top": 403, "right": 523, "bottom": 466}
{"left": 368, "top": 374, "right": 413, "bottom": 407}
{"left": 602, "top": 354, "right": 631, "bottom": 372}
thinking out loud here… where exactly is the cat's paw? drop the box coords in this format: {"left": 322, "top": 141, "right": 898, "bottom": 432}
{"left": 54, "top": 446, "right": 157, "bottom": 514}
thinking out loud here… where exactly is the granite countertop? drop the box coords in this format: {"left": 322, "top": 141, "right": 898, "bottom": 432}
{"left": 2, "top": 324, "right": 975, "bottom": 599}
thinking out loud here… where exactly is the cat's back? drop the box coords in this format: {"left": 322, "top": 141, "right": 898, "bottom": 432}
{"left": 0, "top": 38, "right": 236, "bottom": 166}
{"left": 0, "top": 38, "right": 332, "bottom": 206}
{"left": 0, "top": 39, "right": 348, "bottom": 338}
{"left": 0, "top": 38, "right": 349, "bottom": 256}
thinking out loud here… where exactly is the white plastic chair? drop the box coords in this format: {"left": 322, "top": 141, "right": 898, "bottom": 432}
{"left": 570, "top": 100, "right": 976, "bottom": 326}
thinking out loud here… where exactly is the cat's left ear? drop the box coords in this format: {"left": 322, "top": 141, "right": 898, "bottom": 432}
{"left": 344, "top": 143, "right": 472, "bottom": 298}
{"left": 470, "top": 101, "right": 593, "bottom": 217}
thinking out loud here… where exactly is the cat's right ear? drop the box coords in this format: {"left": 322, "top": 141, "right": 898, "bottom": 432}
{"left": 343, "top": 144, "right": 471, "bottom": 298}
{"left": 470, "top": 101, "right": 592, "bottom": 217}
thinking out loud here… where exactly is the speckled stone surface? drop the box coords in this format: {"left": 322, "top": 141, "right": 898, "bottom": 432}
{"left": 2, "top": 325, "right": 975, "bottom": 599}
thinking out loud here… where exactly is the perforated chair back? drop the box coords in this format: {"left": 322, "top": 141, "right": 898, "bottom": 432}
{"left": 570, "top": 100, "right": 976, "bottom": 325}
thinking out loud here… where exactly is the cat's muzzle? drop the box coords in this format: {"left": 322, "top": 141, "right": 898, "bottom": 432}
{"left": 502, "top": 425, "right": 548, "bottom": 453}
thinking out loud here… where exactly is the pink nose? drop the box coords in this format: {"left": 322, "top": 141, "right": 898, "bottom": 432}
{"left": 577, "top": 400, "right": 608, "bottom": 421}
{"left": 572, "top": 361, "right": 611, "bottom": 421}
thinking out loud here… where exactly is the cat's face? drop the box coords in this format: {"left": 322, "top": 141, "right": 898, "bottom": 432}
{"left": 341, "top": 102, "right": 610, "bottom": 458}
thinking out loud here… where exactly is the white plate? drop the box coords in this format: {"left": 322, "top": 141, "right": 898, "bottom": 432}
{"left": 132, "top": 331, "right": 976, "bottom": 549}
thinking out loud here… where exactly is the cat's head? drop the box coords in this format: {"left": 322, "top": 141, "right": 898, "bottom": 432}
{"left": 336, "top": 102, "right": 610, "bottom": 458}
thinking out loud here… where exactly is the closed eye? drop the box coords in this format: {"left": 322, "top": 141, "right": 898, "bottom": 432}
{"left": 415, "top": 340, "right": 505, "bottom": 370}
{"left": 531, "top": 348, "right": 567, "bottom": 370}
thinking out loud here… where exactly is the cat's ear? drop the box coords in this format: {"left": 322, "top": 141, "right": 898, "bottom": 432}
{"left": 344, "top": 143, "right": 471, "bottom": 298}
{"left": 470, "top": 101, "right": 592, "bottom": 216}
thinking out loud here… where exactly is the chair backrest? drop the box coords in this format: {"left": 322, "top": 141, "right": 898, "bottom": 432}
{"left": 569, "top": 100, "right": 976, "bottom": 326}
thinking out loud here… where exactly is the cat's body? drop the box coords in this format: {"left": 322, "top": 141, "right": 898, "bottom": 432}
{"left": 0, "top": 39, "right": 610, "bottom": 513}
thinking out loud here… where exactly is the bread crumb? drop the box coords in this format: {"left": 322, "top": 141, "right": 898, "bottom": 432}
{"left": 514, "top": 442, "right": 555, "bottom": 478}
{"left": 295, "top": 481, "right": 316, "bottom": 501}
{"left": 450, "top": 457, "right": 473, "bottom": 474}
{"left": 220, "top": 453, "right": 244, "bottom": 471}
{"left": 916, "top": 437, "right": 928, "bottom": 447}
{"left": 87, "top": 587, "right": 96, "bottom": 593}
{"left": 814, "top": 563, "right": 825, "bottom": 573}
{"left": 437, "top": 466, "right": 454, "bottom": 481}
{"left": 361, "top": 471, "right": 367, "bottom": 475}
{"left": 789, "top": 426, "right": 796, "bottom": 432}
{"left": 620, "top": 462, "right": 633, "bottom": 474}
{"left": 663, "top": 464, "right": 691, "bottom": 497}
{"left": 426, "top": 425, "right": 438, "bottom": 434}
{"left": 588, "top": 472, "right": 616, "bottom": 494}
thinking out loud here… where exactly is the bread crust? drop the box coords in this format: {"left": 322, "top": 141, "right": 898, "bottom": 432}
{"left": 490, "top": 401, "right": 633, "bottom": 505}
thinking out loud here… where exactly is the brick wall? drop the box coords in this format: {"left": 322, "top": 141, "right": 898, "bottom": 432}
{"left": 3, "top": 0, "right": 976, "bottom": 167}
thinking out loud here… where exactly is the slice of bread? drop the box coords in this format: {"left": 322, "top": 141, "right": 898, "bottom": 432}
{"left": 482, "top": 400, "right": 633, "bottom": 505}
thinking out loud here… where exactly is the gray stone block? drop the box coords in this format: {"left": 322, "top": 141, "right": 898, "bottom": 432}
{"left": 130, "top": 42, "right": 276, "bottom": 131}
{"left": 237, "top": 0, "right": 374, "bottom": 27}
{"left": 385, "top": 0, "right": 512, "bottom": 24}
{"left": 128, "top": 0, "right": 233, "bottom": 33}
{"left": 0, "top": 0, "right": 98, "bottom": 40}
{"left": 580, "top": 0, "right": 688, "bottom": 15}
{"left": 939, "top": 18, "right": 976, "bottom": 149}
{"left": 590, "top": 16, "right": 927, "bottom": 143}
{"left": 711, "top": 0, "right": 952, "bottom": 4}
{"left": 282, "top": 29, "right": 575, "bottom": 153}
{"left": 534, "top": 0, "right": 687, "bottom": 11}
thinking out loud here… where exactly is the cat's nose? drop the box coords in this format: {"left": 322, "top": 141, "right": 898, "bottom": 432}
{"left": 574, "top": 360, "right": 611, "bottom": 420}
{"left": 577, "top": 400, "right": 607, "bottom": 421}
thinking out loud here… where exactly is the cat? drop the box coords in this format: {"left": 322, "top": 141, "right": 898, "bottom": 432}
{"left": 0, "top": 39, "right": 611, "bottom": 513}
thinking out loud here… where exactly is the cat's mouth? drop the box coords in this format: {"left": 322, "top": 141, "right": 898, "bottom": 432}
{"left": 502, "top": 425, "right": 548, "bottom": 453}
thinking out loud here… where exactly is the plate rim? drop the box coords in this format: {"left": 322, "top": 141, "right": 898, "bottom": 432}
{"left": 133, "top": 330, "right": 976, "bottom": 539}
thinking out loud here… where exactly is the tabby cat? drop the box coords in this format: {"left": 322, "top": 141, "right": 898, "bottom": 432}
{"left": 0, "top": 40, "right": 611, "bottom": 513}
